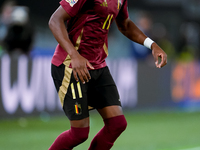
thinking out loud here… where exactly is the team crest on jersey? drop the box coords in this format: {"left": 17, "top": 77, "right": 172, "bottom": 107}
{"left": 65, "top": 0, "right": 78, "bottom": 7}
{"left": 74, "top": 102, "right": 82, "bottom": 115}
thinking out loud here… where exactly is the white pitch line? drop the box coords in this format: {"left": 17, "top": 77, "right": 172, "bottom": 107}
{"left": 181, "top": 147, "right": 200, "bottom": 150}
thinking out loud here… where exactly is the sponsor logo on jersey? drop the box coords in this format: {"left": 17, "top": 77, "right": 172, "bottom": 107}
{"left": 65, "top": 0, "right": 78, "bottom": 7}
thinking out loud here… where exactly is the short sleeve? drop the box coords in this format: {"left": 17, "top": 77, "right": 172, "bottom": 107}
{"left": 116, "top": 0, "right": 129, "bottom": 20}
{"left": 60, "top": 0, "right": 87, "bottom": 17}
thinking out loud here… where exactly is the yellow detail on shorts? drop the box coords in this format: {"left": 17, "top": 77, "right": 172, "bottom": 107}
{"left": 77, "top": 82, "right": 82, "bottom": 98}
{"left": 88, "top": 106, "right": 94, "bottom": 110}
{"left": 71, "top": 83, "right": 76, "bottom": 99}
{"left": 59, "top": 55, "right": 72, "bottom": 106}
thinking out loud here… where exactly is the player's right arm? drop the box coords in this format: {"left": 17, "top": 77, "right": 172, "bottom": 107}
{"left": 49, "top": 6, "right": 94, "bottom": 84}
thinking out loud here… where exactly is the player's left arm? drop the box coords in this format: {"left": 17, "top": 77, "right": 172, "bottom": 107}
{"left": 115, "top": 17, "right": 167, "bottom": 68}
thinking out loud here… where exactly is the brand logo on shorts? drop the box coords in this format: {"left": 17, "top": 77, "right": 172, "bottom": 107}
{"left": 65, "top": 0, "right": 78, "bottom": 7}
{"left": 75, "top": 102, "right": 82, "bottom": 115}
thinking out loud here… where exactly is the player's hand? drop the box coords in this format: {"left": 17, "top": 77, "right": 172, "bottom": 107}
{"left": 151, "top": 43, "right": 167, "bottom": 68}
{"left": 71, "top": 54, "right": 94, "bottom": 84}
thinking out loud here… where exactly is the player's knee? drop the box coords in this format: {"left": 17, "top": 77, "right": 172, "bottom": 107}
{"left": 120, "top": 119, "right": 127, "bottom": 132}
{"left": 77, "top": 131, "right": 89, "bottom": 142}
{"left": 105, "top": 115, "right": 127, "bottom": 134}
{"left": 113, "top": 116, "right": 127, "bottom": 133}
{"left": 71, "top": 126, "right": 89, "bottom": 143}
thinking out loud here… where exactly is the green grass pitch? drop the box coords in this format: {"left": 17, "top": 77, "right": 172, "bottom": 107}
{"left": 0, "top": 111, "right": 200, "bottom": 150}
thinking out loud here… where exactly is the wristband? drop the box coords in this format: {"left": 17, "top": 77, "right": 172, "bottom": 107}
{"left": 143, "top": 37, "right": 154, "bottom": 49}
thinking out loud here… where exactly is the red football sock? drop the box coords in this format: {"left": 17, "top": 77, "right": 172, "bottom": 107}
{"left": 49, "top": 126, "right": 89, "bottom": 150}
{"left": 88, "top": 115, "right": 127, "bottom": 150}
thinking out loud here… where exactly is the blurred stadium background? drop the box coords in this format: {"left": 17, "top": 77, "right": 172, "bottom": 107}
{"left": 0, "top": 0, "right": 200, "bottom": 150}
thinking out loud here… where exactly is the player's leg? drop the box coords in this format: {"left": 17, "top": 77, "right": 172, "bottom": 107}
{"left": 97, "top": 105, "right": 123, "bottom": 119}
{"left": 49, "top": 64, "right": 90, "bottom": 150}
{"left": 49, "top": 118, "right": 90, "bottom": 150}
{"left": 88, "top": 66, "right": 127, "bottom": 150}
{"left": 88, "top": 106, "right": 127, "bottom": 150}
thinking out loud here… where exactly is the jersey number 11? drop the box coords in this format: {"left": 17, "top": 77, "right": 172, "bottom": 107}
{"left": 102, "top": 14, "right": 113, "bottom": 30}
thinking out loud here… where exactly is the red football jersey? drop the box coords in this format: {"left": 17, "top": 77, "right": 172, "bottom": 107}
{"left": 51, "top": 0, "right": 129, "bottom": 69}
